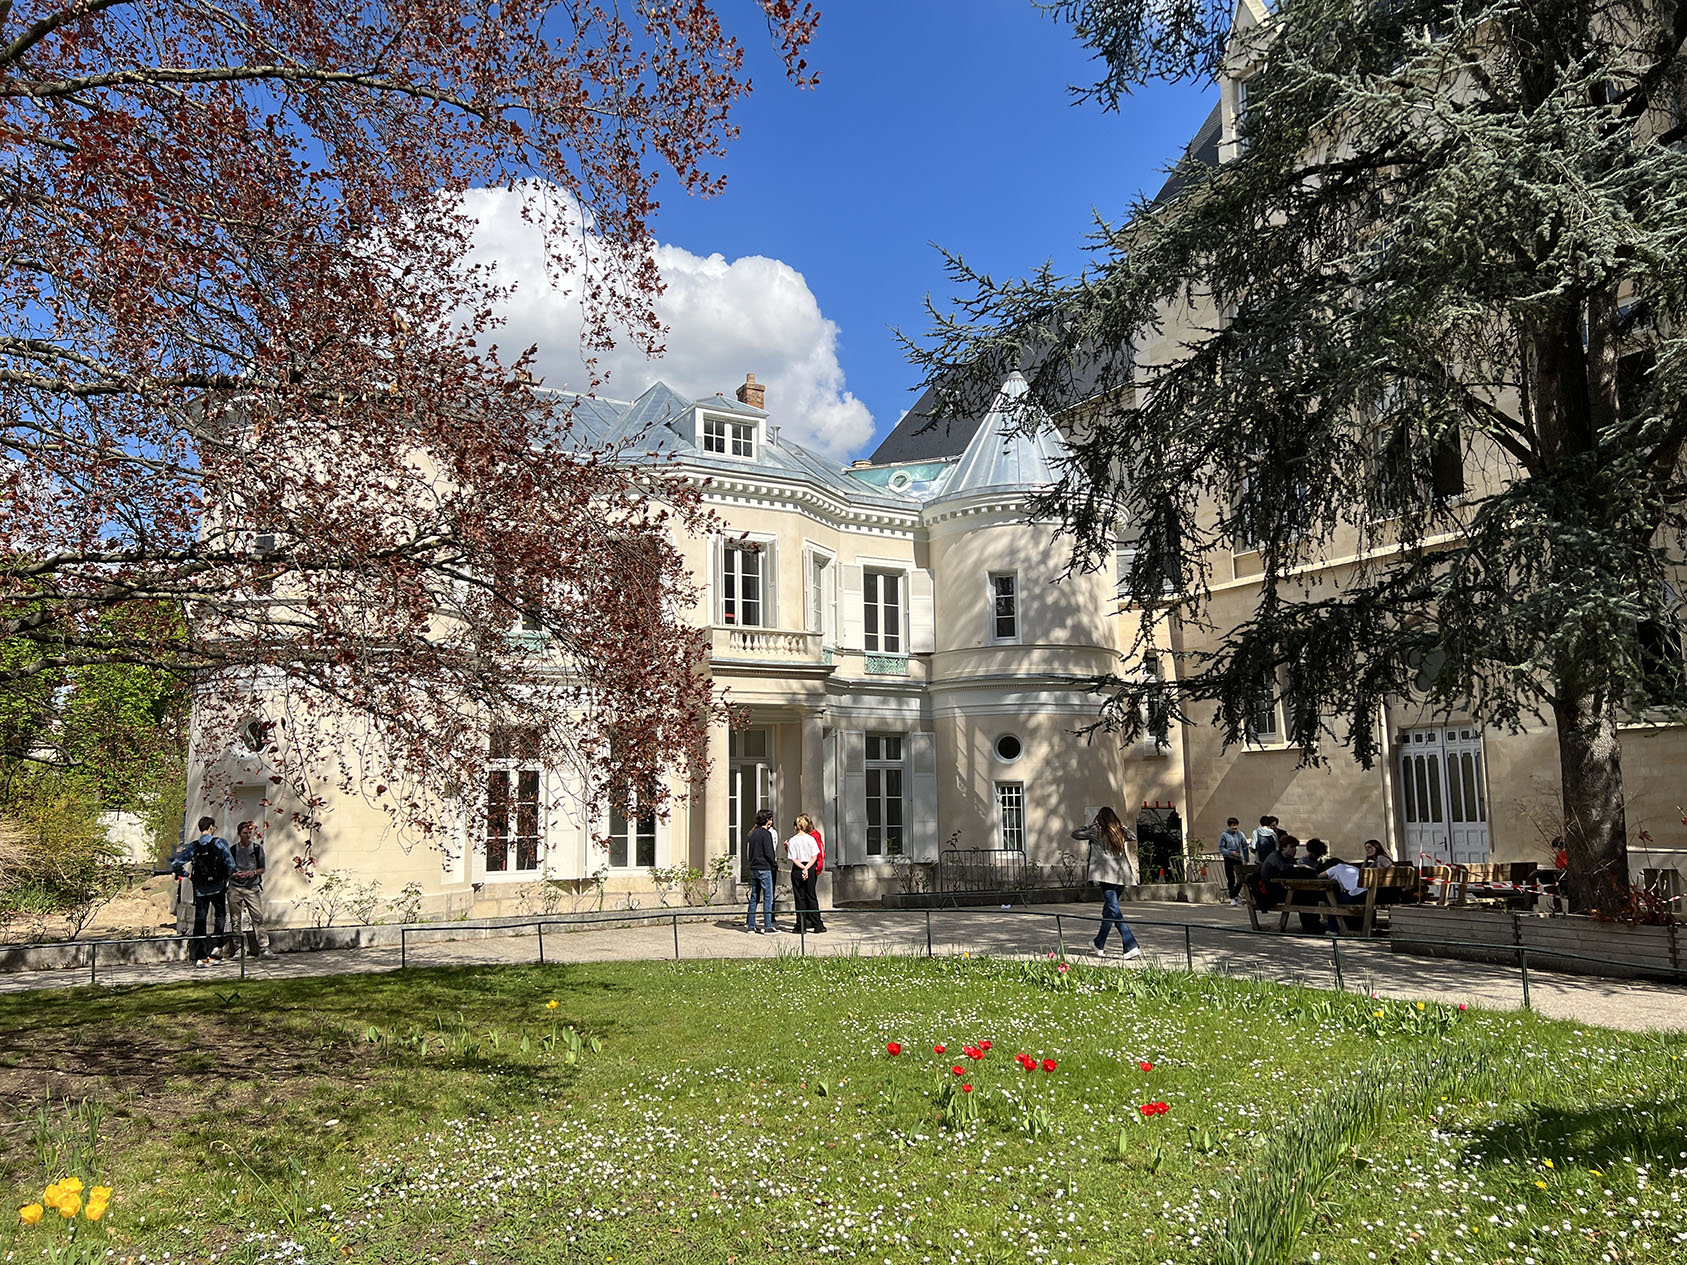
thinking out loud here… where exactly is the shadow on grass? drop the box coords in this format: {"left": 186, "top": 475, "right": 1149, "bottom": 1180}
{"left": 0, "top": 963, "right": 638, "bottom": 1108}
{"left": 1462, "top": 1097, "right": 1687, "bottom": 1170}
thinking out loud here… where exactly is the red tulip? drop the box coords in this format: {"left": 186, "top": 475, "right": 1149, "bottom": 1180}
{"left": 933, "top": 1043, "right": 946, "bottom": 1054}
{"left": 952, "top": 1065, "right": 964, "bottom": 1076}
{"left": 979, "top": 1040, "right": 992, "bottom": 1051}
{"left": 1457, "top": 1003, "right": 1468, "bottom": 1012}
{"left": 886, "top": 1042, "right": 902, "bottom": 1056}
{"left": 1139, "top": 1060, "right": 1154, "bottom": 1072}
{"left": 1138, "top": 1103, "right": 1152, "bottom": 1117}
{"left": 1041, "top": 1058, "right": 1057, "bottom": 1073}
{"left": 961, "top": 1083, "right": 973, "bottom": 1093}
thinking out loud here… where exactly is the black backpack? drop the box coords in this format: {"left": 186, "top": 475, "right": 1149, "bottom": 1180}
{"left": 192, "top": 836, "right": 231, "bottom": 889}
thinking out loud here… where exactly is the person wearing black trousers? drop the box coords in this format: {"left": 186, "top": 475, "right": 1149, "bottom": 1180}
{"left": 786, "top": 816, "right": 827, "bottom": 933}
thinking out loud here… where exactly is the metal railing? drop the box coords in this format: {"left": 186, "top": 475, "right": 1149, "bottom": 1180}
{"left": 4, "top": 905, "right": 1683, "bottom": 1007}
{"left": 934, "top": 847, "right": 1029, "bottom": 898}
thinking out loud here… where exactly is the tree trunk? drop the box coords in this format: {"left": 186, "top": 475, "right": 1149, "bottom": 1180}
{"left": 1551, "top": 678, "right": 1631, "bottom": 916}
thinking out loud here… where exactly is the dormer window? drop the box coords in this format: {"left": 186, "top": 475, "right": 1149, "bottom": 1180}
{"left": 702, "top": 414, "right": 755, "bottom": 458}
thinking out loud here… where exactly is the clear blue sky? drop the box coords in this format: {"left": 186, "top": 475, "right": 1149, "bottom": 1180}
{"left": 647, "top": 1, "right": 1216, "bottom": 452}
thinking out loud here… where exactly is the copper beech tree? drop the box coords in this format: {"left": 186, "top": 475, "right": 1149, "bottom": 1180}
{"left": 0, "top": 0, "right": 819, "bottom": 850}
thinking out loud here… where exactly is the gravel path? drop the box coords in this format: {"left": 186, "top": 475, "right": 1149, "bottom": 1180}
{"left": 1, "top": 902, "right": 1681, "bottom": 1033}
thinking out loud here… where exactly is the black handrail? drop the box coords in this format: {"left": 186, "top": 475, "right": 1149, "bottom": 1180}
{"left": 4, "top": 904, "right": 1682, "bottom": 995}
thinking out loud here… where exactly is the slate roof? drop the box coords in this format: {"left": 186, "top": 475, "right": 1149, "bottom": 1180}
{"left": 538, "top": 382, "right": 913, "bottom": 511}
{"left": 1148, "top": 100, "right": 1223, "bottom": 207}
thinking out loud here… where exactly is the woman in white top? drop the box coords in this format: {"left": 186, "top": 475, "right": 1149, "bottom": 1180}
{"left": 1071, "top": 807, "right": 1142, "bottom": 960}
{"left": 785, "top": 820, "right": 826, "bottom": 933}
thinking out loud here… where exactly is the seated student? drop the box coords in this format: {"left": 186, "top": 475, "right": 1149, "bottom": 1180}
{"left": 1314, "top": 849, "right": 1370, "bottom": 932}
{"left": 1302, "top": 838, "right": 1342, "bottom": 870}
{"left": 1259, "top": 836, "right": 1324, "bottom": 932}
{"left": 1361, "top": 838, "right": 1395, "bottom": 867}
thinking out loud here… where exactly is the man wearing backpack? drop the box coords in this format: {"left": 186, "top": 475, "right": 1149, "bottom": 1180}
{"left": 170, "top": 816, "right": 235, "bottom": 967}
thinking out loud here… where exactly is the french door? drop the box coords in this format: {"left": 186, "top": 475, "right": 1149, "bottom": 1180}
{"left": 1397, "top": 726, "right": 1490, "bottom": 866}
{"left": 728, "top": 728, "right": 777, "bottom": 879}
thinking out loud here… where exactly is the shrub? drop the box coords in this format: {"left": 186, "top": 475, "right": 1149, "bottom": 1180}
{"left": 0, "top": 771, "right": 128, "bottom": 936}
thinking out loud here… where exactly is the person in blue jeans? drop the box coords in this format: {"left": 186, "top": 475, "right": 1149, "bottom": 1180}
{"left": 170, "top": 815, "right": 235, "bottom": 966}
{"left": 744, "top": 808, "right": 780, "bottom": 934}
{"left": 1073, "top": 807, "right": 1142, "bottom": 959}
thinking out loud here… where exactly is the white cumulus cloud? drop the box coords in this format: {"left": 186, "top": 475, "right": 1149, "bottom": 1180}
{"left": 458, "top": 186, "right": 875, "bottom": 460}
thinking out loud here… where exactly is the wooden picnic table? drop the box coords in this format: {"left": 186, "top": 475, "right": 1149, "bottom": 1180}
{"left": 1276, "top": 877, "right": 1343, "bottom": 932}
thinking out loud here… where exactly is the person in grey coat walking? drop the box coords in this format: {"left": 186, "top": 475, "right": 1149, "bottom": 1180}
{"left": 1073, "top": 806, "right": 1142, "bottom": 959}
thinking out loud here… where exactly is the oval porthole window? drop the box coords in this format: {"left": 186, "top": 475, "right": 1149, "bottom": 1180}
{"left": 887, "top": 470, "right": 913, "bottom": 492}
{"left": 994, "top": 733, "right": 1023, "bottom": 762}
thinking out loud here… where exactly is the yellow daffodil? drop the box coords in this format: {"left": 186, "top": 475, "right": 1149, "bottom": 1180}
{"left": 1374, "top": 1009, "right": 1385, "bottom": 1018}
{"left": 18, "top": 1203, "right": 44, "bottom": 1225}
{"left": 545, "top": 1000, "right": 559, "bottom": 1010}
{"left": 1416, "top": 1001, "right": 1425, "bottom": 1010}
{"left": 1534, "top": 1180, "right": 1547, "bottom": 1189}
{"left": 1590, "top": 1168, "right": 1604, "bottom": 1177}
{"left": 57, "top": 1193, "right": 81, "bottom": 1218}
{"left": 1542, "top": 1159, "right": 1554, "bottom": 1169}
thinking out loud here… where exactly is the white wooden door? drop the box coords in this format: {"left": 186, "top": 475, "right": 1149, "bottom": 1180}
{"left": 1398, "top": 726, "right": 1490, "bottom": 865}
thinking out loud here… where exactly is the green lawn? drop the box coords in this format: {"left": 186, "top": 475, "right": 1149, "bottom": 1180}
{"left": 1, "top": 955, "right": 1682, "bottom": 1264}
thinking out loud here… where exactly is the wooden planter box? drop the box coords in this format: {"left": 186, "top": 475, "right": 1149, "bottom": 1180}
{"left": 1390, "top": 906, "right": 1683, "bottom": 981}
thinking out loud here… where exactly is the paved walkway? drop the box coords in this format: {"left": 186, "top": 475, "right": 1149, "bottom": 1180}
{"left": 1, "top": 902, "right": 1681, "bottom": 1033}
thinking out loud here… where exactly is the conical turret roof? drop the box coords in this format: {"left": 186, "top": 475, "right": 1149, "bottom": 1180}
{"left": 936, "top": 372, "right": 1069, "bottom": 497}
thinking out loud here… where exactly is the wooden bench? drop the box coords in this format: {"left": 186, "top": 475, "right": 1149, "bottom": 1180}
{"left": 1350, "top": 865, "right": 1422, "bottom": 937}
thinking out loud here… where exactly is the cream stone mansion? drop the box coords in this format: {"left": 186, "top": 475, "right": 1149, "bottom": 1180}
{"left": 186, "top": 2, "right": 1687, "bottom": 916}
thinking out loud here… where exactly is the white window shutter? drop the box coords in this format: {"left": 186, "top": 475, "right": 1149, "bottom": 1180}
{"left": 710, "top": 537, "right": 724, "bottom": 624}
{"left": 908, "top": 731, "right": 939, "bottom": 860}
{"left": 909, "top": 569, "right": 935, "bottom": 654}
{"left": 821, "top": 727, "right": 838, "bottom": 859}
{"left": 839, "top": 729, "right": 866, "bottom": 865}
{"left": 762, "top": 537, "right": 778, "bottom": 628}
{"left": 840, "top": 564, "right": 864, "bottom": 650}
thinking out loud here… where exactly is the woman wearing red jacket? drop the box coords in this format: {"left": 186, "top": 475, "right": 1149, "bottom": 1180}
{"left": 793, "top": 812, "right": 827, "bottom": 933}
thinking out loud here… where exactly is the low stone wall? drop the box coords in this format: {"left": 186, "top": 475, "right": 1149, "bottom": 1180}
{"left": 1389, "top": 906, "right": 1684, "bottom": 982}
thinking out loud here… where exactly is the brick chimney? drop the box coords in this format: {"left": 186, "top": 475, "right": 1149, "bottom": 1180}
{"left": 735, "top": 372, "right": 766, "bottom": 410}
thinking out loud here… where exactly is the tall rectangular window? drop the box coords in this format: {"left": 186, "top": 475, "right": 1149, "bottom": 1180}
{"left": 806, "top": 551, "right": 834, "bottom": 640}
{"left": 863, "top": 570, "right": 902, "bottom": 653}
{"left": 990, "top": 572, "right": 1018, "bottom": 642}
{"left": 865, "top": 733, "right": 904, "bottom": 857}
{"left": 608, "top": 803, "right": 656, "bottom": 869}
{"left": 1247, "top": 671, "right": 1281, "bottom": 743}
{"left": 721, "top": 543, "right": 764, "bottom": 627}
{"left": 995, "top": 782, "right": 1025, "bottom": 852}
{"left": 485, "top": 725, "right": 542, "bottom": 873}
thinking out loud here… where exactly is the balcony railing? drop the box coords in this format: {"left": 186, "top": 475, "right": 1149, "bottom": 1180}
{"left": 710, "top": 626, "right": 825, "bottom": 661}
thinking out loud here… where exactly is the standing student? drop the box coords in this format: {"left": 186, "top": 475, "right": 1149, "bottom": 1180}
{"left": 1217, "top": 817, "right": 1249, "bottom": 905}
{"left": 792, "top": 812, "right": 828, "bottom": 933}
{"left": 744, "top": 809, "right": 779, "bottom": 934}
{"left": 170, "top": 816, "right": 234, "bottom": 967}
{"left": 785, "top": 818, "right": 825, "bottom": 934}
{"left": 1072, "top": 807, "right": 1142, "bottom": 960}
{"left": 225, "top": 820, "right": 274, "bottom": 959}
{"left": 1251, "top": 815, "right": 1279, "bottom": 863}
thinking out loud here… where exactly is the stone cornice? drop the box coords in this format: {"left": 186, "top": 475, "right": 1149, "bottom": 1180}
{"left": 677, "top": 467, "right": 922, "bottom": 537}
